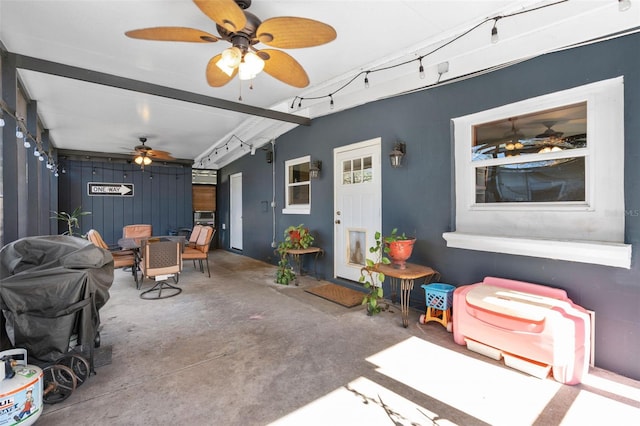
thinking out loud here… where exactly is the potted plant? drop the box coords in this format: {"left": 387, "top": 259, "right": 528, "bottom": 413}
{"left": 384, "top": 228, "right": 416, "bottom": 269}
{"left": 285, "top": 224, "right": 314, "bottom": 249}
{"left": 359, "top": 231, "right": 391, "bottom": 315}
{"left": 275, "top": 224, "right": 315, "bottom": 285}
{"left": 50, "top": 206, "right": 92, "bottom": 237}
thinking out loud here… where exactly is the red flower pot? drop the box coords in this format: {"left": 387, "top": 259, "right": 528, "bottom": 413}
{"left": 386, "top": 238, "right": 416, "bottom": 269}
{"left": 289, "top": 230, "right": 301, "bottom": 244}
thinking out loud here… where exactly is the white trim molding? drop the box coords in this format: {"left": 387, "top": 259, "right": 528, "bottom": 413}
{"left": 442, "top": 232, "right": 632, "bottom": 269}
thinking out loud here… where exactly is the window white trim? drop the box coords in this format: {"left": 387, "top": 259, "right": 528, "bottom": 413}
{"left": 283, "top": 155, "right": 311, "bottom": 215}
{"left": 446, "top": 77, "right": 631, "bottom": 268}
{"left": 443, "top": 232, "right": 632, "bottom": 269}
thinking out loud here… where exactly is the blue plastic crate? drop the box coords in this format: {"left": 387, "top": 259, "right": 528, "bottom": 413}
{"left": 421, "top": 283, "right": 455, "bottom": 310}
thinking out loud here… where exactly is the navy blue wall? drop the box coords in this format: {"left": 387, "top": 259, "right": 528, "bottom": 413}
{"left": 58, "top": 160, "right": 193, "bottom": 245}
{"left": 219, "top": 33, "right": 640, "bottom": 380}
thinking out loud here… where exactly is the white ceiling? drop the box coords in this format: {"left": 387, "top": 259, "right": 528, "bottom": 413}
{"left": 1, "top": 0, "right": 638, "bottom": 169}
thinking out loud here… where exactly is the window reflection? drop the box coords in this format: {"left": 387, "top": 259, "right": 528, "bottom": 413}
{"left": 472, "top": 103, "right": 587, "bottom": 204}
{"left": 476, "top": 157, "right": 585, "bottom": 203}
{"left": 342, "top": 156, "right": 373, "bottom": 185}
{"left": 472, "top": 103, "right": 587, "bottom": 161}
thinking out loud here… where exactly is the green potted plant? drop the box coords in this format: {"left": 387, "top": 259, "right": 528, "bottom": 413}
{"left": 384, "top": 228, "right": 416, "bottom": 269}
{"left": 285, "top": 224, "right": 314, "bottom": 249}
{"left": 51, "top": 206, "right": 92, "bottom": 237}
{"left": 275, "top": 224, "right": 315, "bottom": 285}
{"left": 359, "top": 231, "right": 391, "bottom": 315}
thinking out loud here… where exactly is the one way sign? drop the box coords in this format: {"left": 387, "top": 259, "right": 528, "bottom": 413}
{"left": 88, "top": 182, "right": 134, "bottom": 197}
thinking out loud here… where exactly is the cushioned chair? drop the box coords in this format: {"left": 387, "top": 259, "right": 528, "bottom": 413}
{"left": 187, "top": 224, "right": 203, "bottom": 248}
{"left": 182, "top": 226, "right": 215, "bottom": 277}
{"left": 122, "top": 224, "right": 152, "bottom": 240}
{"left": 139, "top": 240, "right": 183, "bottom": 299}
{"left": 87, "top": 229, "right": 139, "bottom": 285}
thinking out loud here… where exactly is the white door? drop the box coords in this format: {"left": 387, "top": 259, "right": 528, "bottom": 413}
{"left": 230, "top": 172, "right": 243, "bottom": 250}
{"left": 334, "top": 138, "right": 382, "bottom": 282}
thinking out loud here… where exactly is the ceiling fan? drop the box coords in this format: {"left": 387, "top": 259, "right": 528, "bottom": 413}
{"left": 130, "top": 137, "right": 175, "bottom": 167}
{"left": 535, "top": 121, "right": 564, "bottom": 139}
{"left": 125, "top": 0, "right": 336, "bottom": 88}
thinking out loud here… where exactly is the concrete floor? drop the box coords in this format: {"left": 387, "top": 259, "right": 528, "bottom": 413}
{"left": 36, "top": 250, "right": 640, "bottom": 425}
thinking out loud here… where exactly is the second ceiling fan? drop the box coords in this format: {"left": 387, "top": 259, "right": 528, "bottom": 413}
{"left": 125, "top": 0, "right": 336, "bottom": 88}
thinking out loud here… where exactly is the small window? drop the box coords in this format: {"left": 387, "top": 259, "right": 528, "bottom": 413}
{"left": 341, "top": 155, "right": 373, "bottom": 185}
{"left": 283, "top": 155, "right": 311, "bottom": 214}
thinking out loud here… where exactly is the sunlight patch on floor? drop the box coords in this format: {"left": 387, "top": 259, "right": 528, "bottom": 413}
{"left": 580, "top": 373, "right": 640, "bottom": 403}
{"left": 269, "top": 376, "right": 451, "bottom": 426}
{"left": 559, "top": 373, "right": 640, "bottom": 424}
{"left": 366, "top": 336, "right": 562, "bottom": 425}
{"left": 560, "top": 389, "right": 640, "bottom": 424}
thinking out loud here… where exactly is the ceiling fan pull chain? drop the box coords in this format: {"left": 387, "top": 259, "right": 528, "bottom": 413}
{"left": 238, "top": 79, "right": 243, "bottom": 102}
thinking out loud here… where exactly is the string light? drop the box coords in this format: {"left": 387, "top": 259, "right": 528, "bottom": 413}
{"left": 202, "top": 134, "right": 252, "bottom": 162}
{"left": 1, "top": 103, "right": 60, "bottom": 172}
{"left": 290, "top": 0, "right": 568, "bottom": 111}
{"left": 619, "top": 0, "right": 632, "bottom": 11}
{"left": 491, "top": 18, "right": 500, "bottom": 44}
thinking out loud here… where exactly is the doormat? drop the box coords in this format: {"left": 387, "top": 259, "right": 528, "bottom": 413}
{"left": 305, "top": 283, "right": 364, "bottom": 308}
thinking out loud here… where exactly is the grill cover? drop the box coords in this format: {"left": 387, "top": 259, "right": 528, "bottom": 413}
{"left": 0, "top": 235, "right": 113, "bottom": 362}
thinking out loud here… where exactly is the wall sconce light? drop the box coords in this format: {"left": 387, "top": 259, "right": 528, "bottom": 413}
{"left": 309, "top": 160, "right": 322, "bottom": 179}
{"left": 389, "top": 142, "right": 406, "bottom": 168}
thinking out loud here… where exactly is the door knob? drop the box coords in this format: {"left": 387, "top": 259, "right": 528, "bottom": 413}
{"left": 335, "top": 220, "right": 341, "bottom": 224}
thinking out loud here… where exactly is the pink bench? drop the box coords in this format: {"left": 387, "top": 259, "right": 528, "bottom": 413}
{"left": 453, "top": 276, "right": 591, "bottom": 384}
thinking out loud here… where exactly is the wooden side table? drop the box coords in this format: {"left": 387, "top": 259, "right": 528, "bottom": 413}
{"left": 372, "top": 263, "right": 440, "bottom": 327}
{"left": 285, "top": 247, "right": 324, "bottom": 285}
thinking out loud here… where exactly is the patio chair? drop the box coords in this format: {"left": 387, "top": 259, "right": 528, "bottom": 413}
{"left": 182, "top": 226, "right": 215, "bottom": 277}
{"left": 187, "top": 224, "right": 203, "bottom": 248}
{"left": 139, "top": 240, "right": 183, "bottom": 299}
{"left": 87, "top": 229, "right": 139, "bottom": 285}
{"left": 122, "top": 224, "right": 152, "bottom": 240}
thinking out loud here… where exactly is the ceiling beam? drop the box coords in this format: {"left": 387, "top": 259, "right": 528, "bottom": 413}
{"left": 9, "top": 51, "right": 311, "bottom": 126}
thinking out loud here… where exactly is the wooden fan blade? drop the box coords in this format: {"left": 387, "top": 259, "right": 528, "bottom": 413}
{"left": 125, "top": 27, "right": 219, "bottom": 43}
{"left": 257, "top": 17, "right": 336, "bottom": 49}
{"left": 193, "top": 0, "right": 246, "bottom": 33}
{"left": 148, "top": 150, "right": 175, "bottom": 160}
{"left": 206, "top": 54, "right": 237, "bottom": 87}
{"left": 261, "top": 49, "right": 309, "bottom": 88}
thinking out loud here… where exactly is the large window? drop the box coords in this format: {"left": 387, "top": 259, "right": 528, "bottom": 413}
{"left": 283, "top": 155, "right": 311, "bottom": 214}
{"left": 444, "top": 77, "right": 631, "bottom": 268}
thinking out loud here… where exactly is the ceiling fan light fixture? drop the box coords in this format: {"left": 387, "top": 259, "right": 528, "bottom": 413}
{"left": 135, "top": 155, "right": 152, "bottom": 166}
{"left": 238, "top": 51, "right": 264, "bottom": 80}
{"left": 217, "top": 46, "right": 242, "bottom": 76}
